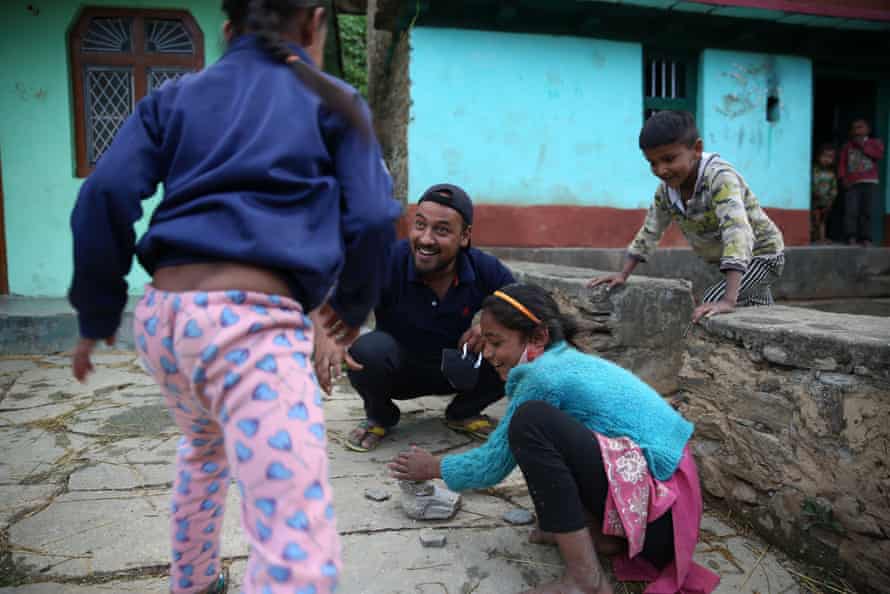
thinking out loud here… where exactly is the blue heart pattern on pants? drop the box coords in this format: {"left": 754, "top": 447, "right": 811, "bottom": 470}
{"left": 268, "top": 429, "right": 292, "bottom": 451}
{"left": 136, "top": 290, "right": 338, "bottom": 591}
{"left": 253, "top": 383, "right": 278, "bottom": 401}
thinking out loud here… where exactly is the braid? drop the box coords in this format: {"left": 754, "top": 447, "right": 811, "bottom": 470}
{"left": 245, "top": 0, "right": 371, "bottom": 138}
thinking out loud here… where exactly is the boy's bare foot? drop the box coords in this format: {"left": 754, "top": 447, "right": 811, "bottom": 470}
{"left": 519, "top": 571, "right": 614, "bottom": 594}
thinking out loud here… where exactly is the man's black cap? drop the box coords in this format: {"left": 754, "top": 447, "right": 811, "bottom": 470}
{"left": 418, "top": 184, "right": 473, "bottom": 226}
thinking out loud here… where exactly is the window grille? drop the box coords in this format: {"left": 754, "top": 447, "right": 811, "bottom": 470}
{"left": 85, "top": 67, "right": 134, "bottom": 165}
{"left": 643, "top": 50, "right": 698, "bottom": 120}
{"left": 82, "top": 18, "right": 133, "bottom": 53}
{"left": 69, "top": 8, "right": 203, "bottom": 176}
{"left": 145, "top": 19, "right": 195, "bottom": 54}
{"left": 148, "top": 67, "right": 190, "bottom": 92}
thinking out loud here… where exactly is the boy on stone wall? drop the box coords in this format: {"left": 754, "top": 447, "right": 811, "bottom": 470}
{"left": 588, "top": 110, "right": 785, "bottom": 323}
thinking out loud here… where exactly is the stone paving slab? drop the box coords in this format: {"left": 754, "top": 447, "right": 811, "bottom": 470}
{"left": 338, "top": 527, "right": 564, "bottom": 593}
{"left": 0, "top": 484, "right": 61, "bottom": 526}
{"left": 9, "top": 488, "right": 245, "bottom": 578}
{"left": 0, "top": 427, "right": 91, "bottom": 486}
{"left": 0, "top": 581, "right": 171, "bottom": 593}
{"left": 67, "top": 461, "right": 173, "bottom": 491}
{"left": 0, "top": 353, "right": 848, "bottom": 593}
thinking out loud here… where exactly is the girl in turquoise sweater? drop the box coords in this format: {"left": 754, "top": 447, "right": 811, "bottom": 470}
{"left": 391, "top": 284, "right": 717, "bottom": 594}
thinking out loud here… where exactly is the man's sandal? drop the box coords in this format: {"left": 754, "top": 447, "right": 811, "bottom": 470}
{"left": 345, "top": 420, "right": 389, "bottom": 452}
{"left": 201, "top": 568, "right": 228, "bottom": 594}
{"left": 445, "top": 415, "right": 497, "bottom": 441}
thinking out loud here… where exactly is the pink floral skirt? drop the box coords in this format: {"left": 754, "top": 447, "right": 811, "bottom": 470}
{"left": 596, "top": 434, "right": 720, "bottom": 594}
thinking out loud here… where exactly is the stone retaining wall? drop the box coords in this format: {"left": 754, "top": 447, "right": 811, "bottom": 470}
{"left": 506, "top": 261, "right": 694, "bottom": 395}
{"left": 677, "top": 306, "right": 890, "bottom": 593}
{"left": 488, "top": 246, "right": 890, "bottom": 301}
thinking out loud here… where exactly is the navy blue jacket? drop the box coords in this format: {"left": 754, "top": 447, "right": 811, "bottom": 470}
{"left": 69, "top": 36, "right": 401, "bottom": 338}
{"left": 375, "top": 240, "right": 515, "bottom": 357}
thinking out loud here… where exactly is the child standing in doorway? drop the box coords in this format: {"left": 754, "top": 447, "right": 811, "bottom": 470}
{"left": 811, "top": 143, "right": 838, "bottom": 244}
{"left": 839, "top": 118, "right": 885, "bottom": 246}
{"left": 68, "top": 1, "right": 401, "bottom": 593}
{"left": 589, "top": 110, "right": 786, "bottom": 323}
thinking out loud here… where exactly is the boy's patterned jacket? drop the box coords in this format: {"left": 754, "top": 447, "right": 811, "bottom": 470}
{"left": 628, "top": 153, "right": 784, "bottom": 272}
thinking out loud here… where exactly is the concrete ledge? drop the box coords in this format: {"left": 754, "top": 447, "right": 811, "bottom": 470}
{"left": 678, "top": 306, "right": 890, "bottom": 593}
{"left": 0, "top": 297, "right": 137, "bottom": 356}
{"left": 694, "top": 305, "right": 890, "bottom": 380}
{"left": 506, "top": 260, "right": 694, "bottom": 394}
{"left": 487, "top": 246, "right": 890, "bottom": 301}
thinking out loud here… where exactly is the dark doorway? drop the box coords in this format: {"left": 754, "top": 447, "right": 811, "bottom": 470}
{"left": 0, "top": 154, "right": 7, "bottom": 294}
{"left": 813, "top": 76, "right": 883, "bottom": 243}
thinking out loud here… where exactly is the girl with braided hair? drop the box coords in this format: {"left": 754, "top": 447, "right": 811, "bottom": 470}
{"left": 68, "top": 1, "right": 400, "bottom": 592}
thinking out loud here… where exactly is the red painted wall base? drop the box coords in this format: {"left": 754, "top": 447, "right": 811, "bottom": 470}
{"left": 398, "top": 204, "right": 810, "bottom": 248}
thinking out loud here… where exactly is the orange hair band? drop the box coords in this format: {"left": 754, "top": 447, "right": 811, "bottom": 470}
{"left": 493, "top": 290, "right": 542, "bottom": 325}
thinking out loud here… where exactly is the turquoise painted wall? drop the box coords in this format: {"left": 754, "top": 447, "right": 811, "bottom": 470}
{"left": 407, "top": 28, "right": 653, "bottom": 209}
{"left": 698, "top": 49, "right": 812, "bottom": 210}
{"left": 0, "top": 0, "right": 226, "bottom": 297}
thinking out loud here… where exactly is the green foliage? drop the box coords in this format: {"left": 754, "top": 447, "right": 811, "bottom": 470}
{"left": 338, "top": 14, "right": 368, "bottom": 98}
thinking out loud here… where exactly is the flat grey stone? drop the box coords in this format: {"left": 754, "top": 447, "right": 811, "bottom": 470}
{"left": 419, "top": 530, "right": 447, "bottom": 548}
{"left": 400, "top": 480, "right": 461, "bottom": 521}
{"left": 9, "top": 487, "right": 247, "bottom": 578}
{"left": 338, "top": 527, "right": 563, "bottom": 593}
{"left": 0, "top": 579, "right": 169, "bottom": 593}
{"left": 92, "top": 352, "right": 141, "bottom": 366}
{"left": 502, "top": 508, "right": 535, "bottom": 526}
{"left": 0, "top": 426, "right": 92, "bottom": 486}
{"left": 68, "top": 460, "right": 172, "bottom": 491}
{"left": 0, "top": 484, "right": 60, "bottom": 527}
{"left": 0, "top": 358, "right": 38, "bottom": 375}
{"left": 0, "top": 401, "right": 81, "bottom": 424}
{"left": 363, "top": 487, "right": 391, "bottom": 502}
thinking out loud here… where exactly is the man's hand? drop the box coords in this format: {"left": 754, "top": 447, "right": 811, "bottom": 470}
{"left": 389, "top": 446, "right": 442, "bottom": 481}
{"left": 691, "top": 299, "right": 735, "bottom": 323}
{"left": 459, "top": 324, "right": 484, "bottom": 353}
{"left": 311, "top": 303, "right": 363, "bottom": 395}
{"left": 72, "top": 336, "right": 116, "bottom": 382}
{"left": 587, "top": 273, "right": 627, "bottom": 290}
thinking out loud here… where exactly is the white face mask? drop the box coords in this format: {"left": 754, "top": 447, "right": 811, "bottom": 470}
{"left": 518, "top": 345, "right": 530, "bottom": 366}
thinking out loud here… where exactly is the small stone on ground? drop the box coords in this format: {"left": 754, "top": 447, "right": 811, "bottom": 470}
{"left": 503, "top": 508, "right": 535, "bottom": 525}
{"left": 364, "top": 487, "right": 391, "bottom": 502}
{"left": 419, "top": 530, "right": 447, "bottom": 548}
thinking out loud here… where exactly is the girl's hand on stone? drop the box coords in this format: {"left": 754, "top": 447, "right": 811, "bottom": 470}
{"left": 389, "top": 446, "right": 441, "bottom": 481}
{"left": 691, "top": 299, "right": 734, "bottom": 323}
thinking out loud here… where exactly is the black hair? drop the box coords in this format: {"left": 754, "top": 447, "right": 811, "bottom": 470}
{"left": 481, "top": 283, "right": 580, "bottom": 349}
{"left": 816, "top": 143, "right": 836, "bottom": 159}
{"left": 639, "top": 110, "right": 700, "bottom": 150}
{"left": 222, "top": 0, "right": 370, "bottom": 137}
